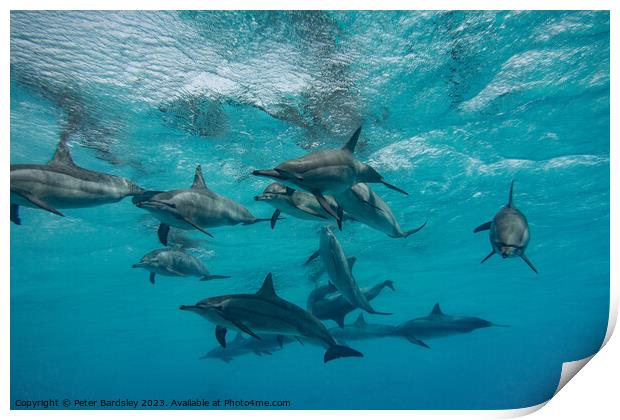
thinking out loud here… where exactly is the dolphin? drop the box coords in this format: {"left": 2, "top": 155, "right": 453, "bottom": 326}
{"left": 133, "top": 165, "right": 275, "bottom": 245}
{"left": 10, "top": 141, "right": 143, "bottom": 224}
{"left": 314, "top": 226, "right": 392, "bottom": 316}
{"left": 393, "top": 303, "right": 507, "bottom": 342}
{"left": 201, "top": 333, "right": 293, "bottom": 363}
{"left": 329, "top": 313, "right": 429, "bottom": 348}
{"left": 474, "top": 181, "right": 538, "bottom": 274}
{"left": 334, "top": 183, "right": 426, "bottom": 238}
{"left": 307, "top": 280, "right": 395, "bottom": 328}
{"left": 180, "top": 273, "right": 363, "bottom": 363}
{"left": 132, "top": 247, "right": 230, "bottom": 284}
{"left": 254, "top": 182, "right": 341, "bottom": 228}
{"left": 252, "top": 126, "right": 408, "bottom": 229}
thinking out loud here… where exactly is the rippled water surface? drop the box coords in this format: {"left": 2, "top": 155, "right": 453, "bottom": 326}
{"left": 10, "top": 11, "right": 609, "bottom": 409}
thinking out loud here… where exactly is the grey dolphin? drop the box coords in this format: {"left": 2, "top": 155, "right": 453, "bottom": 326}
{"left": 334, "top": 183, "right": 426, "bottom": 238}
{"left": 201, "top": 333, "right": 293, "bottom": 363}
{"left": 252, "top": 126, "right": 408, "bottom": 229}
{"left": 316, "top": 226, "right": 392, "bottom": 316}
{"left": 10, "top": 141, "right": 143, "bottom": 224}
{"left": 307, "top": 280, "right": 395, "bottom": 328}
{"left": 254, "top": 182, "right": 338, "bottom": 228}
{"left": 133, "top": 165, "right": 275, "bottom": 245}
{"left": 132, "top": 247, "right": 230, "bottom": 284}
{"left": 394, "top": 303, "right": 507, "bottom": 342}
{"left": 474, "top": 181, "right": 538, "bottom": 274}
{"left": 180, "top": 273, "right": 363, "bottom": 363}
{"left": 329, "top": 313, "right": 429, "bottom": 348}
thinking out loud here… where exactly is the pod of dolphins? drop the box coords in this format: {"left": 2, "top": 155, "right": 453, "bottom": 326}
{"left": 10, "top": 126, "right": 537, "bottom": 363}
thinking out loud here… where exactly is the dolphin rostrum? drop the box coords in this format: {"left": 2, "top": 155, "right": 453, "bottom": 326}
{"left": 474, "top": 181, "right": 538, "bottom": 273}
{"left": 180, "top": 273, "right": 364, "bottom": 363}
{"left": 329, "top": 313, "right": 429, "bottom": 348}
{"left": 252, "top": 126, "right": 408, "bottom": 229}
{"left": 307, "top": 280, "right": 395, "bottom": 328}
{"left": 334, "top": 183, "right": 426, "bottom": 238}
{"left": 254, "top": 182, "right": 340, "bottom": 229}
{"left": 132, "top": 247, "right": 230, "bottom": 284}
{"left": 133, "top": 165, "right": 276, "bottom": 245}
{"left": 201, "top": 333, "right": 293, "bottom": 363}
{"left": 310, "top": 226, "right": 392, "bottom": 316}
{"left": 393, "top": 303, "right": 507, "bottom": 342}
{"left": 10, "top": 140, "right": 143, "bottom": 224}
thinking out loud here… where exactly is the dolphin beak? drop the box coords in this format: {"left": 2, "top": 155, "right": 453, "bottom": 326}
{"left": 132, "top": 263, "right": 145, "bottom": 268}
{"left": 252, "top": 169, "right": 282, "bottom": 179}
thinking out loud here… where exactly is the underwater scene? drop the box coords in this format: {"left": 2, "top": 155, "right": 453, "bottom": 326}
{"left": 10, "top": 11, "right": 610, "bottom": 410}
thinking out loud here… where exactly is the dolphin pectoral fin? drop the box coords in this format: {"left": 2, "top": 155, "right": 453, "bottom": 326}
{"left": 474, "top": 221, "right": 492, "bottom": 233}
{"left": 215, "top": 325, "right": 227, "bottom": 348}
{"left": 324, "top": 345, "right": 364, "bottom": 363}
{"left": 403, "top": 220, "right": 428, "bottom": 237}
{"left": 367, "top": 309, "right": 392, "bottom": 316}
{"left": 314, "top": 193, "right": 342, "bottom": 229}
{"left": 263, "top": 351, "right": 273, "bottom": 356}
{"left": 336, "top": 206, "right": 344, "bottom": 230}
{"left": 481, "top": 250, "right": 495, "bottom": 264}
{"left": 11, "top": 188, "right": 64, "bottom": 217}
{"left": 304, "top": 249, "right": 321, "bottom": 266}
{"left": 201, "top": 274, "right": 231, "bottom": 281}
{"left": 231, "top": 320, "right": 261, "bottom": 341}
{"left": 520, "top": 254, "right": 538, "bottom": 274}
{"left": 383, "top": 280, "right": 395, "bottom": 291}
{"left": 149, "top": 273, "right": 156, "bottom": 284}
{"left": 406, "top": 336, "right": 430, "bottom": 349}
{"left": 276, "top": 335, "right": 285, "bottom": 348}
{"left": 333, "top": 314, "right": 346, "bottom": 329}
{"left": 380, "top": 180, "right": 408, "bottom": 195}
{"left": 270, "top": 209, "right": 281, "bottom": 229}
{"left": 10, "top": 204, "right": 21, "bottom": 225}
{"left": 157, "top": 223, "right": 170, "bottom": 246}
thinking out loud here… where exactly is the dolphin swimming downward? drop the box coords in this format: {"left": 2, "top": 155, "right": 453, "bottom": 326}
{"left": 132, "top": 247, "right": 230, "bottom": 284}
{"left": 334, "top": 183, "right": 426, "bottom": 238}
{"left": 252, "top": 126, "right": 408, "bottom": 230}
{"left": 10, "top": 140, "right": 143, "bottom": 224}
{"left": 474, "top": 181, "right": 538, "bottom": 274}
{"left": 133, "top": 165, "right": 276, "bottom": 245}
{"left": 180, "top": 273, "right": 363, "bottom": 363}
{"left": 307, "top": 226, "right": 392, "bottom": 316}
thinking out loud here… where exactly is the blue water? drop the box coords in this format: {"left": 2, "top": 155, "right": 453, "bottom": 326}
{"left": 10, "top": 11, "right": 609, "bottom": 410}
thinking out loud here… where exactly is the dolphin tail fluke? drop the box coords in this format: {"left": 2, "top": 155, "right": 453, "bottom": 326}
{"left": 480, "top": 250, "right": 495, "bottom": 264}
{"left": 200, "top": 274, "right": 231, "bottom": 281}
{"left": 520, "top": 254, "right": 538, "bottom": 274}
{"left": 324, "top": 344, "right": 364, "bottom": 363}
{"left": 508, "top": 180, "right": 515, "bottom": 207}
{"left": 406, "top": 336, "right": 430, "bottom": 349}
{"left": 314, "top": 192, "right": 343, "bottom": 230}
{"left": 380, "top": 180, "right": 408, "bottom": 195}
{"left": 474, "top": 221, "right": 492, "bottom": 233}
{"left": 10, "top": 204, "right": 21, "bottom": 225}
{"left": 11, "top": 187, "right": 64, "bottom": 217}
{"left": 383, "top": 280, "right": 395, "bottom": 291}
{"left": 158, "top": 223, "right": 170, "bottom": 246}
{"left": 270, "top": 209, "right": 281, "bottom": 229}
{"left": 403, "top": 220, "right": 428, "bottom": 237}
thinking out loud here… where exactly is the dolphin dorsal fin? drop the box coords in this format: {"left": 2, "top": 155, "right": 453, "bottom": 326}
{"left": 342, "top": 126, "right": 362, "bottom": 153}
{"left": 430, "top": 303, "right": 444, "bottom": 316}
{"left": 256, "top": 273, "right": 278, "bottom": 298}
{"left": 507, "top": 180, "right": 515, "bottom": 207}
{"left": 353, "top": 313, "right": 367, "bottom": 327}
{"left": 49, "top": 141, "right": 76, "bottom": 166}
{"left": 192, "top": 165, "right": 209, "bottom": 190}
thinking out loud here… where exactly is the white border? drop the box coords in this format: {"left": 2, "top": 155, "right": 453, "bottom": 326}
{"left": 2, "top": 1, "right": 617, "bottom": 419}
